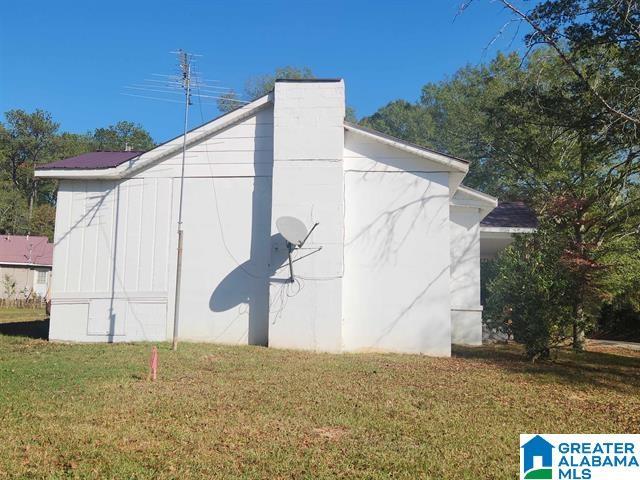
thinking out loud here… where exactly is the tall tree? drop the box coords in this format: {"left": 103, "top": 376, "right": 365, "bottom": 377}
{"left": 0, "top": 110, "right": 59, "bottom": 231}
{"left": 463, "top": 0, "right": 640, "bottom": 127}
{"left": 217, "top": 66, "right": 315, "bottom": 113}
{"left": 91, "top": 121, "right": 154, "bottom": 151}
{"left": 216, "top": 66, "right": 357, "bottom": 120}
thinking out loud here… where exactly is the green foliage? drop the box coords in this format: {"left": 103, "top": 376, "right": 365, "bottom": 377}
{"left": 91, "top": 121, "right": 154, "bottom": 151}
{"left": 0, "top": 182, "right": 28, "bottom": 235}
{"left": 245, "top": 66, "right": 315, "bottom": 100}
{"left": 526, "top": 0, "right": 640, "bottom": 126}
{"left": 217, "top": 66, "right": 358, "bottom": 120}
{"left": 217, "top": 66, "right": 315, "bottom": 113}
{"left": 2, "top": 274, "right": 17, "bottom": 298}
{"left": 484, "top": 226, "right": 575, "bottom": 359}
{"left": 360, "top": 100, "right": 435, "bottom": 145}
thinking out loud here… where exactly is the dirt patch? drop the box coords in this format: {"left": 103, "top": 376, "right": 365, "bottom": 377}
{"left": 312, "top": 426, "right": 349, "bottom": 441}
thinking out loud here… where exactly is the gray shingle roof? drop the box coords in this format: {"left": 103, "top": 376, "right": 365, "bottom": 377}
{"left": 481, "top": 202, "right": 538, "bottom": 229}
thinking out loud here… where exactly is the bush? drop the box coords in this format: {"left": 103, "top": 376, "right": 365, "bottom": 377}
{"left": 483, "top": 228, "right": 574, "bottom": 359}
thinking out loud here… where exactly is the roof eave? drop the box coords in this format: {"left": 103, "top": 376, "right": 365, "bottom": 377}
{"left": 344, "top": 123, "right": 469, "bottom": 173}
{"left": 35, "top": 166, "right": 129, "bottom": 179}
{"left": 0, "top": 261, "right": 53, "bottom": 267}
{"left": 480, "top": 226, "right": 537, "bottom": 234}
{"left": 451, "top": 185, "right": 499, "bottom": 220}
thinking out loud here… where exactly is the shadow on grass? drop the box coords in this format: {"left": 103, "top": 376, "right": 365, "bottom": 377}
{"left": 453, "top": 344, "right": 640, "bottom": 392}
{"left": 0, "top": 319, "right": 49, "bottom": 340}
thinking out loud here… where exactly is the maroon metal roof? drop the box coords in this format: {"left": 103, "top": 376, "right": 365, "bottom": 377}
{"left": 481, "top": 202, "right": 538, "bottom": 229}
{"left": 37, "top": 151, "right": 144, "bottom": 170}
{"left": 0, "top": 235, "right": 53, "bottom": 266}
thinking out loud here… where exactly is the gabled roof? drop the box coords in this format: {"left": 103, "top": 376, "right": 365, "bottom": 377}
{"left": 481, "top": 202, "right": 538, "bottom": 230}
{"left": 0, "top": 235, "right": 53, "bottom": 267}
{"left": 451, "top": 185, "right": 498, "bottom": 220}
{"left": 38, "top": 151, "right": 144, "bottom": 170}
{"left": 37, "top": 93, "right": 470, "bottom": 179}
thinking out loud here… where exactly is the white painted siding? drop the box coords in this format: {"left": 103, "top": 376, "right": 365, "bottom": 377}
{"left": 267, "top": 81, "right": 345, "bottom": 352}
{"left": 49, "top": 106, "right": 274, "bottom": 343}
{"left": 52, "top": 178, "right": 173, "bottom": 297}
{"left": 49, "top": 178, "right": 173, "bottom": 342}
{"left": 139, "top": 107, "right": 274, "bottom": 178}
{"left": 176, "top": 176, "right": 272, "bottom": 345}
{"left": 46, "top": 85, "right": 488, "bottom": 356}
{"left": 449, "top": 206, "right": 482, "bottom": 345}
{"left": 342, "top": 132, "right": 452, "bottom": 356}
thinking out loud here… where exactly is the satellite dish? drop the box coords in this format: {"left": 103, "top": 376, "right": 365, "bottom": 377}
{"left": 275, "top": 216, "right": 320, "bottom": 282}
{"left": 276, "top": 216, "right": 308, "bottom": 247}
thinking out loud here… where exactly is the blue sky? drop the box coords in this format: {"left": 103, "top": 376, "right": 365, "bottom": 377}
{"left": 0, "top": 1, "right": 527, "bottom": 143}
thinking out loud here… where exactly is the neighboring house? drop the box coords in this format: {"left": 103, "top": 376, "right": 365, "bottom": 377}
{"left": 0, "top": 235, "right": 53, "bottom": 299}
{"left": 35, "top": 79, "right": 535, "bottom": 355}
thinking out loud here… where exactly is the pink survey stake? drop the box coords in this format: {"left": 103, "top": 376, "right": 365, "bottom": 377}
{"left": 150, "top": 346, "right": 158, "bottom": 381}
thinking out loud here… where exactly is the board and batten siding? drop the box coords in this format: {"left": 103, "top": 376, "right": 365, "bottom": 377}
{"left": 138, "top": 107, "right": 274, "bottom": 179}
{"left": 48, "top": 106, "right": 274, "bottom": 343}
{"left": 49, "top": 177, "right": 174, "bottom": 342}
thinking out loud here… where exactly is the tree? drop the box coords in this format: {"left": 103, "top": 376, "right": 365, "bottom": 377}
{"left": 462, "top": 0, "right": 640, "bottom": 127}
{"left": 359, "top": 100, "right": 435, "bottom": 145}
{"left": 484, "top": 225, "right": 575, "bottom": 359}
{"left": 0, "top": 110, "right": 59, "bottom": 229}
{"left": 359, "top": 52, "right": 523, "bottom": 196}
{"left": 484, "top": 50, "right": 640, "bottom": 350}
{"left": 217, "top": 66, "right": 358, "bottom": 121}
{"left": 217, "top": 66, "right": 316, "bottom": 113}
{"left": 0, "top": 182, "right": 28, "bottom": 235}
{"left": 90, "top": 121, "right": 154, "bottom": 151}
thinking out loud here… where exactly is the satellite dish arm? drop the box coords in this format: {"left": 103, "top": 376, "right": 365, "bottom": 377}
{"left": 299, "top": 222, "right": 319, "bottom": 248}
{"left": 285, "top": 221, "right": 319, "bottom": 283}
{"left": 287, "top": 242, "right": 295, "bottom": 283}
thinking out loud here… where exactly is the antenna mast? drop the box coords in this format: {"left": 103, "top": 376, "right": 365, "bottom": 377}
{"left": 172, "top": 49, "right": 193, "bottom": 351}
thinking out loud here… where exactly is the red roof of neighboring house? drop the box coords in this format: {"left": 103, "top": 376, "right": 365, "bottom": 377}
{"left": 37, "top": 151, "right": 144, "bottom": 170}
{"left": 0, "top": 235, "right": 53, "bottom": 266}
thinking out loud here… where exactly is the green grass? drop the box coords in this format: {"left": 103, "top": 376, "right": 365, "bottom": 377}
{"left": 0, "top": 310, "right": 639, "bottom": 479}
{"left": 0, "top": 307, "right": 48, "bottom": 324}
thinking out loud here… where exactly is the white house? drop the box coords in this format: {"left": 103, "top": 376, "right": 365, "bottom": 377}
{"left": 36, "top": 79, "right": 535, "bottom": 355}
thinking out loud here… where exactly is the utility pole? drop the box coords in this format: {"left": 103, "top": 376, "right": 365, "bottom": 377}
{"left": 172, "top": 49, "right": 192, "bottom": 351}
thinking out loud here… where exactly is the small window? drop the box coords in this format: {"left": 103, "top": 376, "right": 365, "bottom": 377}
{"left": 37, "top": 271, "right": 48, "bottom": 284}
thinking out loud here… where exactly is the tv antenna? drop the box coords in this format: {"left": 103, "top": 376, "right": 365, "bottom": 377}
{"left": 120, "top": 51, "right": 252, "bottom": 351}
{"left": 170, "top": 49, "right": 195, "bottom": 351}
{"left": 276, "top": 216, "right": 319, "bottom": 282}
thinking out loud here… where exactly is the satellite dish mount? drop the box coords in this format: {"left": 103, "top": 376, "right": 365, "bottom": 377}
{"left": 276, "top": 216, "right": 320, "bottom": 283}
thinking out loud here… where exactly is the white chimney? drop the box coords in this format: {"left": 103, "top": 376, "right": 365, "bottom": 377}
{"left": 269, "top": 79, "right": 346, "bottom": 352}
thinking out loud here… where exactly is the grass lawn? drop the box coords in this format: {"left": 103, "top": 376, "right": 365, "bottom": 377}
{"left": 1, "top": 309, "right": 639, "bottom": 479}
